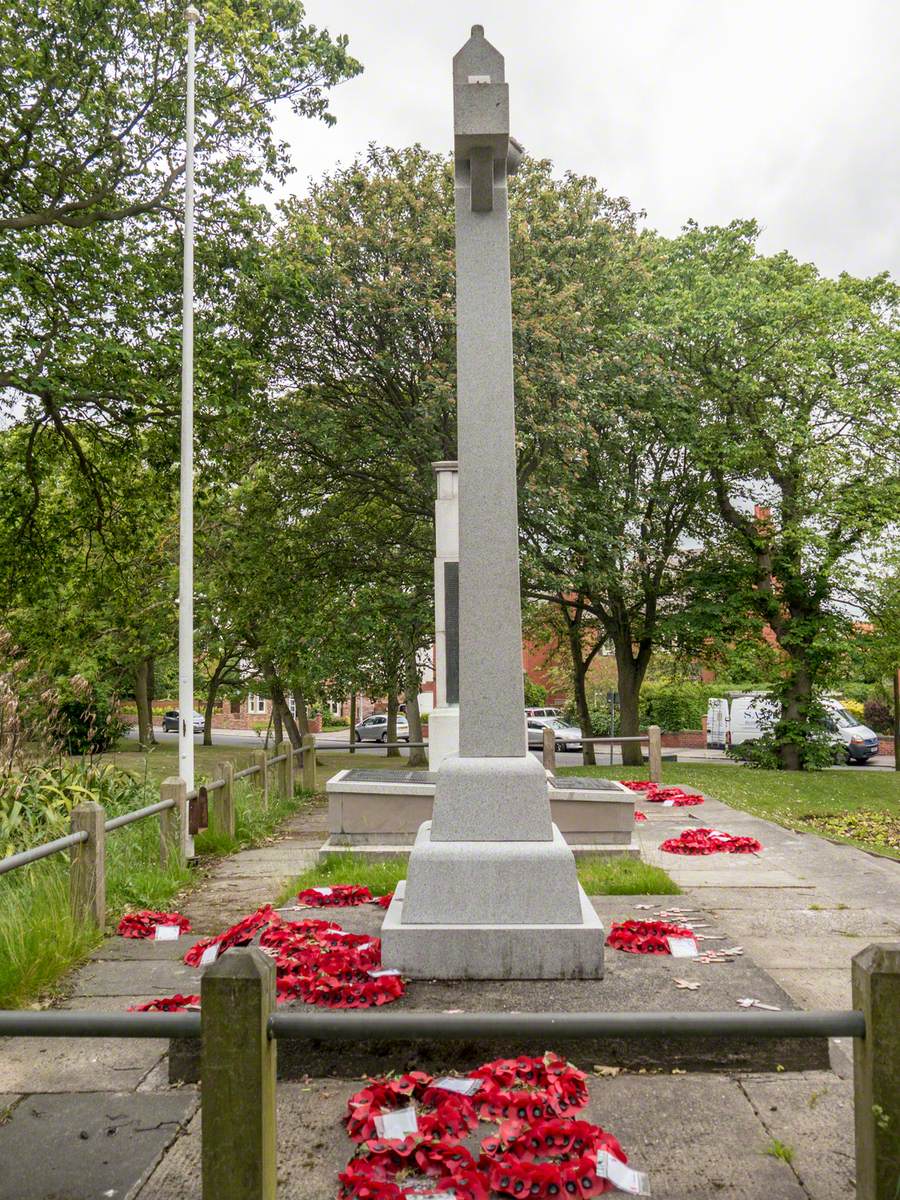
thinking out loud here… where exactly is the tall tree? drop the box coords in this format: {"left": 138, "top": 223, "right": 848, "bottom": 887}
{"left": 655, "top": 220, "right": 900, "bottom": 768}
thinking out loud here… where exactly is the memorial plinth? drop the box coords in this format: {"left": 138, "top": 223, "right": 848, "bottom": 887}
{"left": 381, "top": 26, "right": 604, "bottom": 979}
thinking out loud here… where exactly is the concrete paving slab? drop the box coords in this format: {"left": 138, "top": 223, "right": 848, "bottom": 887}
{"left": 138, "top": 1073, "right": 820, "bottom": 1200}
{"left": 88, "top": 939, "right": 194, "bottom": 962}
{"left": 0, "top": 1032, "right": 165, "bottom": 1093}
{"left": 697, "top": 907, "right": 898, "bottom": 939}
{"left": 734, "top": 936, "right": 860, "bottom": 970}
{"left": 0, "top": 1094, "right": 21, "bottom": 1117}
{"left": 739, "top": 1071, "right": 856, "bottom": 1200}
{"left": 0, "top": 1090, "right": 198, "bottom": 1200}
{"left": 72, "top": 959, "right": 200, "bottom": 998}
{"left": 680, "top": 887, "right": 818, "bottom": 910}
{"left": 762, "top": 968, "right": 853, "bottom": 1010}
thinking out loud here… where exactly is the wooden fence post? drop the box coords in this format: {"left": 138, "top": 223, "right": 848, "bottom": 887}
{"left": 159, "top": 777, "right": 187, "bottom": 870}
{"left": 70, "top": 802, "right": 106, "bottom": 929}
{"left": 648, "top": 725, "right": 662, "bottom": 784}
{"left": 252, "top": 749, "right": 268, "bottom": 808}
{"left": 276, "top": 740, "right": 293, "bottom": 799}
{"left": 212, "top": 761, "right": 235, "bottom": 839}
{"left": 301, "top": 732, "right": 317, "bottom": 792}
{"left": 201, "top": 947, "right": 277, "bottom": 1200}
{"left": 852, "top": 943, "right": 900, "bottom": 1199}
{"left": 542, "top": 725, "right": 556, "bottom": 772}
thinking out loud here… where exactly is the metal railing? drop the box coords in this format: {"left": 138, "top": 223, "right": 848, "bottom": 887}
{"left": 0, "top": 938, "right": 896, "bottom": 1199}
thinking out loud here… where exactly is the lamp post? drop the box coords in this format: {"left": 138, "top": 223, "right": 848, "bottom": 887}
{"left": 179, "top": 5, "right": 200, "bottom": 806}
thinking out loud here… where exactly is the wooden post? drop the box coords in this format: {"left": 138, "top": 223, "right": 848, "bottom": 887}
{"left": 301, "top": 732, "right": 317, "bottom": 792}
{"left": 852, "top": 943, "right": 900, "bottom": 1199}
{"left": 201, "top": 948, "right": 276, "bottom": 1200}
{"left": 542, "top": 725, "right": 556, "bottom": 772}
{"left": 160, "top": 777, "right": 188, "bottom": 870}
{"left": 252, "top": 748, "right": 268, "bottom": 808}
{"left": 276, "top": 740, "right": 293, "bottom": 799}
{"left": 648, "top": 725, "right": 662, "bottom": 784}
{"left": 69, "top": 802, "right": 106, "bottom": 929}
{"left": 212, "top": 761, "right": 235, "bottom": 839}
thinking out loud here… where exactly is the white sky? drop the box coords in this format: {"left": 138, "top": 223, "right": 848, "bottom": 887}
{"left": 274, "top": 0, "right": 900, "bottom": 280}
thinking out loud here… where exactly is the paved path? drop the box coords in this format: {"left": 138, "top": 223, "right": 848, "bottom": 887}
{"left": 1, "top": 787, "right": 896, "bottom": 1198}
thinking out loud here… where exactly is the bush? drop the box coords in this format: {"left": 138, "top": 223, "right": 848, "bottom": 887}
{"left": 524, "top": 674, "right": 548, "bottom": 708}
{"left": 53, "top": 698, "right": 125, "bottom": 754}
{"left": 864, "top": 698, "right": 893, "bottom": 735}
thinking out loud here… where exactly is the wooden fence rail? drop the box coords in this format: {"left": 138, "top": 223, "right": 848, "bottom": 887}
{"left": 0, "top": 741, "right": 312, "bottom": 931}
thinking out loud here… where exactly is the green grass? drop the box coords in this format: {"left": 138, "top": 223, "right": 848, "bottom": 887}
{"left": 765, "top": 1138, "right": 795, "bottom": 1164}
{"left": 557, "top": 763, "right": 900, "bottom": 858}
{"left": 0, "top": 778, "right": 312, "bottom": 1008}
{"left": 276, "top": 851, "right": 678, "bottom": 906}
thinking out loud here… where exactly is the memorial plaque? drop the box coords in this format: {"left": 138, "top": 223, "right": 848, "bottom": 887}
{"left": 444, "top": 560, "right": 459, "bottom": 705}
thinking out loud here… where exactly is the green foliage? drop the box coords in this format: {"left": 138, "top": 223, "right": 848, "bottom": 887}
{"left": 765, "top": 1139, "right": 795, "bottom": 1164}
{"left": 524, "top": 674, "right": 548, "bottom": 707}
{"left": 575, "top": 856, "right": 680, "bottom": 896}
{"left": 864, "top": 699, "right": 893, "bottom": 734}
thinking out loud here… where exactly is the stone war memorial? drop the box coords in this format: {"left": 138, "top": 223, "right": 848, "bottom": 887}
{"left": 380, "top": 26, "right": 605, "bottom": 979}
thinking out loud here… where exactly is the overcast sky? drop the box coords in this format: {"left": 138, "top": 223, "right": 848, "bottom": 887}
{"left": 273, "top": 0, "right": 899, "bottom": 280}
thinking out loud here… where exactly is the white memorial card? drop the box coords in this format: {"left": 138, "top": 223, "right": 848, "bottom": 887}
{"left": 199, "top": 944, "right": 220, "bottom": 966}
{"left": 661, "top": 799, "right": 675, "bottom": 807}
{"left": 596, "top": 1150, "right": 650, "bottom": 1195}
{"left": 311, "top": 886, "right": 333, "bottom": 896}
{"left": 373, "top": 1106, "right": 419, "bottom": 1139}
{"left": 431, "top": 1076, "right": 482, "bottom": 1096}
{"left": 368, "top": 968, "right": 402, "bottom": 978}
{"left": 666, "top": 936, "right": 698, "bottom": 958}
{"left": 154, "top": 925, "right": 181, "bottom": 941}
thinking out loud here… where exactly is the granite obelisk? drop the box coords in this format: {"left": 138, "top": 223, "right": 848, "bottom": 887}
{"left": 381, "top": 26, "right": 603, "bottom": 978}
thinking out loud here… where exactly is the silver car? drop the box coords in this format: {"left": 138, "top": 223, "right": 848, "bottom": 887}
{"left": 354, "top": 714, "right": 410, "bottom": 743}
{"left": 527, "top": 717, "right": 582, "bottom": 751}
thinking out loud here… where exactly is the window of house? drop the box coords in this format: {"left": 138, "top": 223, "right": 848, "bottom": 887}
{"left": 229, "top": 699, "right": 241, "bottom": 715}
{"left": 248, "top": 694, "right": 267, "bottom": 715}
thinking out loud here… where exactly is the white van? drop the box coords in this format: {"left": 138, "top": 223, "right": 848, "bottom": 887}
{"left": 706, "top": 694, "right": 880, "bottom": 764}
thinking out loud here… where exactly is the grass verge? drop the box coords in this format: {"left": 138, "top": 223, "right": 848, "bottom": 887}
{"left": 0, "top": 780, "right": 312, "bottom": 1008}
{"left": 276, "top": 850, "right": 679, "bottom": 906}
{"left": 557, "top": 763, "right": 900, "bottom": 858}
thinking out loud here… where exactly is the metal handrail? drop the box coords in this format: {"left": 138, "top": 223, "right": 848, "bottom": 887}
{"left": 269, "top": 1008, "right": 865, "bottom": 1041}
{"left": 233, "top": 764, "right": 259, "bottom": 780}
{"left": 104, "top": 798, "right": 175, "bottom": 832}
{"left": 0, "top": 1007, "right": 865, "bottom": 1042}
{"left": 0, "top": 830, "right": 89, "bottom": 876}
{"left": 268, "top": 753, "right": 288, "bottom": 765}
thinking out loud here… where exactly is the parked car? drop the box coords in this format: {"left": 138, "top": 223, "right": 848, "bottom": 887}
{"left": 526, "top": 717, "right": 583, "bottom": 751}
{"left": 354, "top": 714, "right": 410, "bottom": 743}
{"left": 706, "top": 694, "right": 880, "bottom": 764}
{"left": 525, "top": 706, "right": 561, "bottom": 719}
{"left": 161, "top": 709, "right": 205, "bottom": 734}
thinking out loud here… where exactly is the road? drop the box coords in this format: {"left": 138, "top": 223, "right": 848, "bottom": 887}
{"left": 125, "top": 726, "right": 895, "bottom": 769}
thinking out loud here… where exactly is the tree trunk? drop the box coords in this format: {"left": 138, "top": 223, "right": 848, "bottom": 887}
{"left": 560, "top": 603, "right": 599, "bottom": 766}
{"left": 273, "top": 704, "right": 283, "bottom": 748}
{"left": 134, "top": 657, "right": 155, "bottom": 750}
{"left": 260, "top": 660, "right": 303, "bottom": 748}
{"left": 612, "top": 634, "right": 653, "bottom": 768}
{"left": 775, "top": 656, "right": 812, "bottom": 771}
{"left": 403, "top": 659, "right": 427, "bottom": 768}
{"left": 292, "top": 686, "right": 310, "bottom": 736}
{"left": 203, "top": 667, "right": 223, "bottom": 747}
{"left": 386, "top": 690, "right": 400, "bottom": 758}
{"left": 349, "top": 692, "right": 357, "bottom": 754}
{"left": 893, "top": 668, "right": 899, "bottom": 773}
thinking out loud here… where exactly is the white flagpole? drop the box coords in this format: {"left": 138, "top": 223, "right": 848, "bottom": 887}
{"left": 179, "top": 5, "right": 200, "bottom": 813}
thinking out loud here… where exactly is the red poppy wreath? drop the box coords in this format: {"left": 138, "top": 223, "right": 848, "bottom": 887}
{"left": 466, "top": 1055, "right": 589, "bottom": 1122}
{"left": 128, "top": 993, "right": 199, "bottom": 1012}
{"left": 296, "top": 884, "right": 374, "bottom": 907}
{"left": 481, "top": 1117, "right": 629, "bottom": 1198}
{"left": 117, "top": 910, "right": 191, "bottom": 938}
{"left": 605, "top": 919, "right": 696, "bottom": 954}
{"left": 660, "top": 828, "right": 762, "bottom": 855}
{"left": 345, "top": 1072, "right": 478, "bottom": 1144}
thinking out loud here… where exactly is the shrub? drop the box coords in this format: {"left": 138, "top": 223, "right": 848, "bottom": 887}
{"left": 524, "top": 674, "right": 548, "bottom": 707}
{"left": 864, "top": 698, "right": 893, "bottom": 735}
